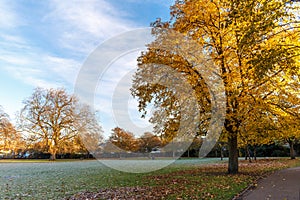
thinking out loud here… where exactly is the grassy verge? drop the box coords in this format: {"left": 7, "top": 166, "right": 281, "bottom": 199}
{"left": 66, "top": 158, "right": 300, "bottom": 200}
{"left": 0, "top": 158, "right": 299, "bottom": 199}
{"left": 142, "top": 158, "right": 300, "bottom": 199}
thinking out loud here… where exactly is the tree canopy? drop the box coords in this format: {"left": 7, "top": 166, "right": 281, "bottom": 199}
{"left": 20, "top": 88, "right": 103, "bottom": 160}
{"left": 132, "top": 0, "right": 300, "bottom": 173}
{"left": 0, "top": 107, "right": 24, "bottom": 153}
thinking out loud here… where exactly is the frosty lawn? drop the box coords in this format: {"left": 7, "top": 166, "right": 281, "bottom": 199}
{"left": 0, "top": 158, "right": 298, "bottom": 199}
{"left": 0, "top": 158, "right": 222, "bottom": 199}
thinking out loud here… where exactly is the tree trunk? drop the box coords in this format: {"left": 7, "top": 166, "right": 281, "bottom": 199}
{"left": 289, "top": 141, "right": 296, "bottom": 160}
{"left": 220, "top": 146, "right": 224, "bottom": 161}
{"left": 254, "top": 146, "right": 257, "bottom": 161}
{"left": 49, "top": 146, "right": 57, "bottom": 160}
{"left": 50, "top": 151, "right": 56, "bottom": 160}
{"left": 246, "top": 145, "right": 252, "bottom": 163}
{"left": 228, "top": 134, "right": 238, "bottom": 174}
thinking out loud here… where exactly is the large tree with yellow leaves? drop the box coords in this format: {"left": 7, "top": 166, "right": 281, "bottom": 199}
{"left": 132, "top": 0, "right": 300, "bottom": 174}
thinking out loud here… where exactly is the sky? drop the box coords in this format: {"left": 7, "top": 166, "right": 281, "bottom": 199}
{"left": 1, "top": 1, "right": 298, "bottom": 138}
{"left": 0, "top": 0, "right": 174, "bottom": 137}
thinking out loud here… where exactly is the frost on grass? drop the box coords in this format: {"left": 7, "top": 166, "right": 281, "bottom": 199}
{"left": 0, "top": 159, "right": 297, "bottom": 200}
{"left": 66, "top": 159, "right": 298, "bottom": 200}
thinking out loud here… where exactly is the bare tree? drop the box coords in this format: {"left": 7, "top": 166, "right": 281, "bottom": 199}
{"left": 0, "top": 107, "right": 12, "bottom": 151}
{"left": 77, "top": 104, "right": 103, "bottom": 156}
{"left": 19, "top": 88, "right": 103, "bottom": 160}
{"left": 0, "top": 107, "right": 24, "bottom": 155}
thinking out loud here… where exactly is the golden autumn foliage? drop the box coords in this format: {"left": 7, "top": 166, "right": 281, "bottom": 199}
{"left": 109, "top": 127, "right": 140, "bottom": 152}
{"left": 132, "top": 0, "right": 300, "bottom": 173}
{"left": 0, "top": 108, "right": 25, "bottom": 153}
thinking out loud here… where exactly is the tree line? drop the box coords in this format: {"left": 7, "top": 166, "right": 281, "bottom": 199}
{"left": 0, "top": 86, "right": 299, "bottom": 162}
{"left": 0, "top": 88, "right": 103, "bottom": 160}
{"left": 0, "top": 88, "right": 200, "bottom": 160}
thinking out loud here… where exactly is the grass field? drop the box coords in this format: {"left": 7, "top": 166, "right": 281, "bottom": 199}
{"left": 0, "top": 158, "right": 299, "bottom": 199}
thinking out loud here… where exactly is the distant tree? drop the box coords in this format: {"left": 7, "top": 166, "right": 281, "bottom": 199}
{"left": 0, "top": 107, "right": 24, "bottom": 155}
{"left": 102, "top": 140, "right": 123, "bottom": 154}
{"left": 187, "top": 137, "right": 203, "bottom": 157}
{"left": 109, "top": 127, "right": 138, "bottom": 152}
{"left": 76, "top": 105, "right": 103, "bottom": 156}
{"left": 275, "top": 110, "right": 300, "bottom": 159}
{"left": 0, "top": 107, "right": 10, "bottom": 151}
{"left": 238, "top": 109, "right": 277, "bottom": 162}
{"left": 0, "top": 107, "right": 8, "bottom": 120}
{"left": 20, "top": 88, "right": 103, "bottom": 160}
{"left": 138, "top": 132, "right": 162, "bottom": 153}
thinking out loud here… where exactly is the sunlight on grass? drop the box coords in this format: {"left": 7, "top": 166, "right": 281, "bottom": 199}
{"left": 0, "top": 158, "right": 299, "bottom": 199}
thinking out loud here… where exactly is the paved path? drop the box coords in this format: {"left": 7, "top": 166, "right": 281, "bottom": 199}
{"left": 241, "top": 167, "right": 300, "bottom": 200}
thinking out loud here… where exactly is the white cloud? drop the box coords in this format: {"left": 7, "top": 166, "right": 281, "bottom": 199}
{"left": 43, "top": 0, "right": 135, "bottom": 54}
{"left": 0, "top": 43, "right": 81, "bottom": 89}
{"left": 43, "top": 55, "right": 81, "bottom": 86}
{"left": 0, "top": 1, "right": 23, "bottom": 29}
{"left": 0, "top": 0, "right": 161, "bottom": 135}
{"left": 92, "top": 51, "right": 154, "bottom": 136}
{"left": 0, "top": 34, "right": 27, "bottom": 45}
{"left": 0, "top": 0, "right": 151, "bottom": 91}
{"left": 126, "top": 0, "right": 174, "bottom": 7}
{"left": 0, "top": 0, "right": 142, "bottom": 89}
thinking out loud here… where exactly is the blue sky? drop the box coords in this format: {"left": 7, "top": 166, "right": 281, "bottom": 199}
{"left": 2, "top": 1, "right": 297, "bottom": 138}
{"left": 0, "top": 0, "right": 174, "bottom": 137}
